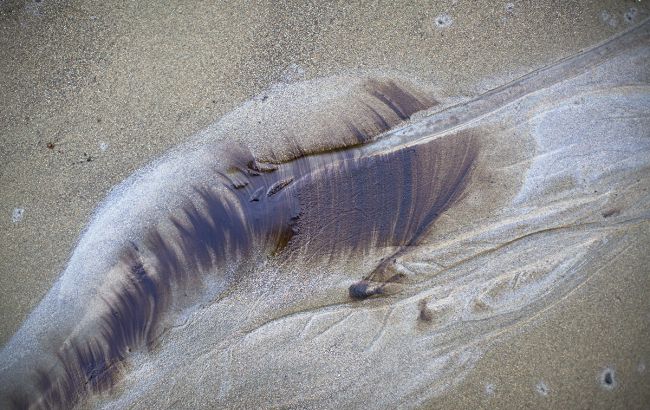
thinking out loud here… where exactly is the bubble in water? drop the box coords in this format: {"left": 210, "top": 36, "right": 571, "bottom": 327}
{"left": 535, "top": 381, "right": 549, "bottom": 396}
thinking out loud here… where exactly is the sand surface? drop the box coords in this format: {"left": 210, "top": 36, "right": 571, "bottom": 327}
{"left": 1, "top": 1, "right": 649, "bottom": 408}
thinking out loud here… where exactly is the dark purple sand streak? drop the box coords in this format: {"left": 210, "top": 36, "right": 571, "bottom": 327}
{"left": 8, "top": 80, "right": 478, "bottom": 409}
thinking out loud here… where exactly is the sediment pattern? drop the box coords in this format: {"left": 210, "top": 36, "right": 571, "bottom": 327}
{"left": 1, "top": 21, "right": 649, "bottom": 409}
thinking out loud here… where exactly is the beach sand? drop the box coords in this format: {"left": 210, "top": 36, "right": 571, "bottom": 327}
{"left": 1, "top": 1, "right": 648, "bottom": 408}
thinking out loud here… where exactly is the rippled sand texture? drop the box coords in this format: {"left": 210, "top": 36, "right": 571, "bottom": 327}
{"left": 1, "top": 17, "right": 648, "bottom": 409}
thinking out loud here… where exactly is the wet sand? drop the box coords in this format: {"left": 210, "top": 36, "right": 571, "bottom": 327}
{"left": 1, "top": 1, "right": 648, "bottom": 408}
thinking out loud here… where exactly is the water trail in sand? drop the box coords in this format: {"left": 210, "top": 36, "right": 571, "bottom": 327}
{"left": 1, "top": 20, "right": 648, "bottom": 410}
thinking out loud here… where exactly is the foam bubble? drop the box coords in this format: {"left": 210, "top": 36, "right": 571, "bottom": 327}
{"left": 598, "top": 367, "right": 617, "bottom": 390}
{"left": 600, "top": 11, "right": 618, "bottom": 28}
{"left": 624, "top": 8, "right": 638, "bottom": 23}
{"left": 11, "top": 208, "right": 25, "bottom": 223}
{"left": 535, "top": 381, "right": 549, "bottom": 396}
{"left": 434, "top": 13, "right": 453, "bottom": 29}
{"left": 485, "top": 383, "right": 495, "bottom": 396}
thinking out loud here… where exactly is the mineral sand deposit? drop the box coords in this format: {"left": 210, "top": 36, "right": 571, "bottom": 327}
{"left": 1, "top": 1, "right": 649, "bottom": 409}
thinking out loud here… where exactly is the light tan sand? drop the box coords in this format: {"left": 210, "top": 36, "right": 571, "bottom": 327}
{"left": 439, "top": 225, "right": 650, "bottom": 409}
{"left": 1, "top": 1, "right": 648, "bottom": 408}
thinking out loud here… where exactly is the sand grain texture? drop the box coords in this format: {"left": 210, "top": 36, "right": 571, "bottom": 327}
{"left": 1, "top": 1, "right": 649, "bottom": 409}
